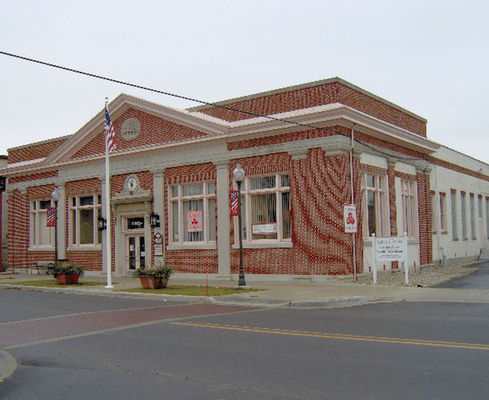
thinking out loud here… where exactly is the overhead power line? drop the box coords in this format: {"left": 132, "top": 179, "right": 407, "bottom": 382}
{"left": 0, "top": 50, "right": 421, "bottom": 161}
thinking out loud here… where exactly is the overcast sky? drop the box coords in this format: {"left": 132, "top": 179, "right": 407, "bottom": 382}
{"left": 1, "top": 0, "right": 488, "bottom": 162}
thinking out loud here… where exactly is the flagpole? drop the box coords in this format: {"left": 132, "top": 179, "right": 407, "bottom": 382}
{"left": 105, "top": 98, "right": 114, "bottom": 289}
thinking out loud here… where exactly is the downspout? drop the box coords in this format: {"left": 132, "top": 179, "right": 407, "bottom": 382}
{"left": 350, "top": 126, "right": 357, "bottom": 279}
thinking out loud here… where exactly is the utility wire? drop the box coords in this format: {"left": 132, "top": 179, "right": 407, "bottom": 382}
{"left": 0, "top": 50, "right": 422, "bottom": 161}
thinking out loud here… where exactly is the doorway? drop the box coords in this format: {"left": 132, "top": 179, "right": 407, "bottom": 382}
{"left": 123, "top": 216, "right": 146, "bottom": 276}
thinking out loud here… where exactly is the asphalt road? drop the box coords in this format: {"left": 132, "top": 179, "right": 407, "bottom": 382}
{"left": 1, "top": 289, "right": 489, "bottom": 399}
{"left": 437, "top": 262, "right": 489, "bottom": 289}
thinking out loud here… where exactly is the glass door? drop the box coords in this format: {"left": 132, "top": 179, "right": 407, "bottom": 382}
{"left": 127, "top": 235, "right": 145, "bottom": 272}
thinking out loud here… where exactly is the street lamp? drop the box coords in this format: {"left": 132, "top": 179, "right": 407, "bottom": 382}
{"left": 51, "top": 187, "right": 61, "bottom": 264}
{"left": 233, "top": 163, "right": 246, "bottom": 287}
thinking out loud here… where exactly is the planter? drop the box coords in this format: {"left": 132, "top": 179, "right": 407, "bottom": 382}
{"left": 139, "top": 276, "right": 168, "bottom": 289}
{"left": 56, "top": 274, "right": 80, "bottom": 285}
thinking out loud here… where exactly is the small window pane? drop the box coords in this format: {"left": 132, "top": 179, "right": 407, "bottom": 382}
{"left": 183, "top": 184, "right": 203, "bottom": 197}
{"left": 40, "top": 200, "right": 51, "bottom": 209}
{"left": 366, "top": 175, "right": 375, "bottom": 188}
{"left": 207, "top": 183, "right": 215, "bottom": 194}
{"left": 251, "top": 176, "right": 276, "bottom": 190}
{"left": 172, "top": 187, "right": 179, "bottom": 198}
{"left": 80, "top": 196, "right": 94, "bottom": 206}
{"left": 281, "top": 175, "right": 290, "bottom": 188}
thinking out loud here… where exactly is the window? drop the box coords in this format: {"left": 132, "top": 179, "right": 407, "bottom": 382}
{"left": 486, "top": 197, "right": 489, "bottom": 238}
{"left": 470, "top": 194, "right": 476, "bottom": 240}
{"left": 169, "top": 182, "right": 216, "bottom": 245}
{"left": 362, "top": 173, "right": 388, "bottom": 239}
{"left": 30, "top": 199, "right": 53, "bottom": 247}
{"left": 401, "top": 180, "right": 418, "bottom": 239}
{"left": 236, "top": 174, "right": 291, "bottom": 244}
{"left": 439, "top": 193, "right": 447, "bottom": 232}
{"left": 70, "top": 195, "right": 102, "bottom": 246}
{"left": 461, "top": 192, "right": 467, "bottom": 240}
{"left": 451, "top": 190, "right": 458, "bottom": 240}
{"left": 431, "top": 192, "right": 436, "bottom": 233}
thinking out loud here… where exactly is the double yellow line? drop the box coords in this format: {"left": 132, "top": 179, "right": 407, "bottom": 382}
{"left": 173, "top": 321, "right": 489, "bottom": 351}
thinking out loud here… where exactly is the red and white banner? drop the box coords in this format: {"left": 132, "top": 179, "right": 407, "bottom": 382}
{"left": 344, "top": 204, "right": 357, "bottom": 234}
{"left": 230, "top": 190, "right": 239, "bottom": 216}
{"left": 46, "top": 207, "right": 56, "bottom": 227}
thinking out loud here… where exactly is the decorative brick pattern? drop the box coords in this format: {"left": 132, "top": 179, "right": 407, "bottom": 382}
{"left": 71, "top": 108, "right": 209, "bottom": 160}
{"left": 199, "top": 81, "right": 426, "bottom": 137}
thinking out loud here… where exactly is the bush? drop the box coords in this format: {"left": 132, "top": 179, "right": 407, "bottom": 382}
{"left": 132, "top": 263, "right": 174, "bottom": 280}
{"left": 47, "top": 261, "right": 84, "bottom": 278}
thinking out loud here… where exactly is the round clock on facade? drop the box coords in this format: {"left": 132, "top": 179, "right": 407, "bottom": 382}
{"left": 126, "top": 175, "right": 138, "bottom": 192}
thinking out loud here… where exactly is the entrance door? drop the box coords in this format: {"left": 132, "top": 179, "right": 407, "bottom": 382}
{"left": 127, "top": 234, "right": 146, "bottom": 273}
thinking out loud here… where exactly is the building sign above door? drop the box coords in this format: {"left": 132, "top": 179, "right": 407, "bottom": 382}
{"left": 127, "top": 217, "right": 145, "bottom": 230}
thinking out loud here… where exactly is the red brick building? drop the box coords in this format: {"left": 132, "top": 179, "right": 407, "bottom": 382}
{"left": 2, "top": 78, "right": 488, "bottom": 280}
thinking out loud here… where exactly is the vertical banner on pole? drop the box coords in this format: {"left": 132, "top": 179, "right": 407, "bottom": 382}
{"left": 344, "top": 205, "right": 357, "bottom": 233}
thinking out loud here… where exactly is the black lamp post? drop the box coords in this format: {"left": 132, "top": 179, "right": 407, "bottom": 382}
{"left": 233, "top": 163, "right": 246, "bottom": 287}
{"left": 51, "top": 187, "right": 61, "bottom": 264}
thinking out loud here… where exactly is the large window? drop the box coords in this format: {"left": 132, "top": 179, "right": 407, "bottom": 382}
{"left": 362, "top": 173, "right": 388, "bottom": 239}
{"left": 236, "top": 174, "right": 291, "bottom": 244}
{"left": 169, "top": 182, "right": 216, "bottom": 245}
{"left": 30, "top": 199, "right": 53, "bottom": 247}
{"left": 401, "top": 180, "right": 418, "bottom": 239}
{"left": 70, "top": 195, "right": 102, "bottom": 246}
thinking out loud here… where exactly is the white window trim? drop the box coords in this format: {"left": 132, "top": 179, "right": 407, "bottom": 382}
{"left": 401, "top": 179, "right": 418, "bottom": 240}
{"left": 29, "top": 199, "right": 54, "bottom": 249}
{"left": 362, "top": 173, "right": 390, "bottom": 240}
{"left": 169, "top": 182, "right": 216, "bottom": 246}
{"left": 69, "top": 195, "right": 102, "bottom": 248}
{"left": 233, "top": 173, "right": 291, "bottom": 246}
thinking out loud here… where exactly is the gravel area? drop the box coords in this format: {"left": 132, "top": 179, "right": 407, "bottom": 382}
{"left": 355, "top": 263, "right": 480, "bottom": 287}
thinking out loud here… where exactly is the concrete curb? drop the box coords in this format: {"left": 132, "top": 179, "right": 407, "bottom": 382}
{"left": 0, "top": 349, "right": 17, "bottom": 383}
{"left": 288, "top": 296, "right": 374, "bottom": 308}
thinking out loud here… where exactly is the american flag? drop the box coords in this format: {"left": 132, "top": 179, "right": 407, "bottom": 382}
{"left": 105, "top": 105, "right": 116, "bottom": 153}
{"left": 230, "top": 190, "right": 239, "bottom": 216}
{"left": 46, "top": 207, "right": 56, "bottom": 227}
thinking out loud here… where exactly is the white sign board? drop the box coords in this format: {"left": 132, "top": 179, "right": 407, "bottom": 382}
{"left": 374, "top": 237, "right": 406, "bottom": 261}
{"left": 372, "top": 234, "right": 409, "bottom": 285}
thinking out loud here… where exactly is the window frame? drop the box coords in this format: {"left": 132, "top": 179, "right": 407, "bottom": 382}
{"left": 361, "top": 173, "right": 389, "bottom": 239}
{"left": 30, "top": 199, "right": 54, "bottom": 248}
{"left": 233, "top": 173, "right": 291, "bottom": 246}
{"left": 400, "top": 179, "right": 418, "bottom": 239}
{"left": 168, "top": 181, "right": 216, "bottom": 246}
{"left": 439, "top": 192, "right": 447, "bottom": 233}
{"left": 69, "top": 195, "right": 102, "bottom": 248}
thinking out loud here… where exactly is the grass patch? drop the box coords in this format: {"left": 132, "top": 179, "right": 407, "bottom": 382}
{"left": 117, "top": 285, "right": 263, "bottom": 296}
{"left": 1, "top": 280, "right": 106, "bottom": 288}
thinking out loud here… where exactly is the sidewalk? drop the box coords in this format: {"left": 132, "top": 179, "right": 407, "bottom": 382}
{"left": 3, "top": 271, "right": 489, "bottom": 308}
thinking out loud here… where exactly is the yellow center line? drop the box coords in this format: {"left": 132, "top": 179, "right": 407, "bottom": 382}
{"left": 172, "top": 322, "right": 489, "bottom": 351}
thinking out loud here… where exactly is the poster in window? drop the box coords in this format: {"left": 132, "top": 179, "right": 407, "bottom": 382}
{"left": 187, "top": 211, "right": 203, "bottom": 232}
{"left": 252, "top": 223, "right": 277, "bottom": 235}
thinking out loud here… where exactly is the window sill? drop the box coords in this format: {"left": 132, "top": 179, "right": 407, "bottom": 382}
{"left": 67, "top": 246, "right": 102, "bottom": 251}
{"left": 232, "top": 242, "right": 293, "bottom": 249}
{"left": 28, "top": 247, "right": 54, "bottom": 252}
{"left": 167, "top": 244, "right": 217, "bottom": 250}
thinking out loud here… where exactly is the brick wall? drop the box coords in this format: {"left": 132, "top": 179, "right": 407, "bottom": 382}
{"left": 199, "top": 81, "right": 427, "bottom": 137}
{"left": 71, "top": 108, "right": 209, "bottom": 160}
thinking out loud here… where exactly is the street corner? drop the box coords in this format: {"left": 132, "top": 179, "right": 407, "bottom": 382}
{"left": 0, "top": 349, "right": 17, "bottom": 384}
